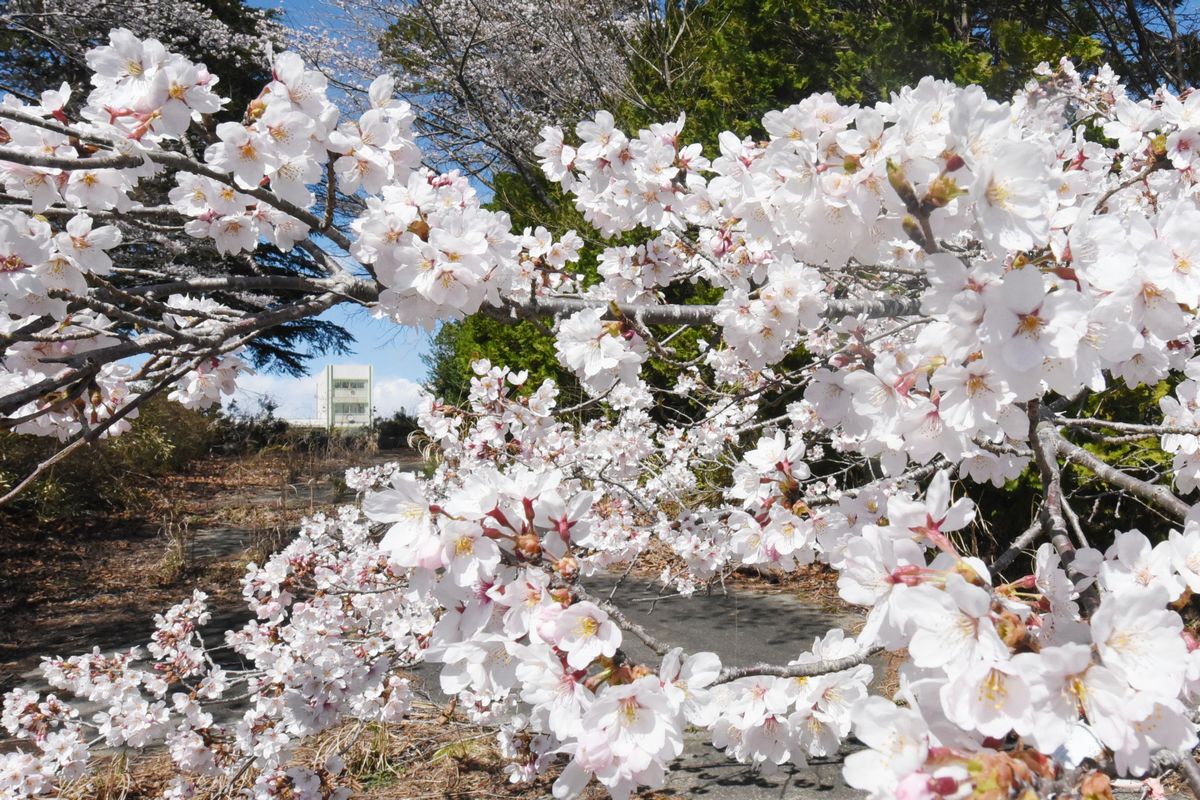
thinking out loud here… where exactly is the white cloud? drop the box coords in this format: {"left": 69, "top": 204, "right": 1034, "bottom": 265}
{"left": 226, "top": 372, "right": 320, "bottom": 420}
{"left": 224, "top": 371, "right": 427, "bottom": 422}
{"left": 373, "top": 377, "right": 428, "bottom": 419}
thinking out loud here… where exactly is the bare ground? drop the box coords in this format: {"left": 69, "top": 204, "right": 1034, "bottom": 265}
{"left": 0, "top": 448, "right": 863, "bottom": 799}
{"left": 0, "top": 449, "right": 406, "bottom": 689}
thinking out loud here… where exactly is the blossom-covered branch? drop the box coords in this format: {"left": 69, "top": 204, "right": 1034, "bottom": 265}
{"left": 5, "top": 29, "right": 1200, "bottom": 800}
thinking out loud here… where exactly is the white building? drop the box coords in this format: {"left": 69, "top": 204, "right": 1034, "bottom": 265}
{"left": 312, "top": 364, "right": 374, "bottom": 429}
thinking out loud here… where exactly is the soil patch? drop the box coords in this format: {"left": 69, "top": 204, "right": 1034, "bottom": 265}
{"left": 0, "top": 449, "right": 416, "bottom": 691}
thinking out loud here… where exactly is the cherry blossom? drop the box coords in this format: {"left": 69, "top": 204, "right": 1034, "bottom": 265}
{"left": 6, "top": 29, "right": 1200, "bottom": 800}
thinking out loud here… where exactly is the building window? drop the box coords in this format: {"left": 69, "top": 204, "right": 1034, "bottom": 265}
{"left": 332, "top": 380, "right": 367, "bottom": 390}
{"left": 333, "top": 402, "right": 368, "bottom": 415}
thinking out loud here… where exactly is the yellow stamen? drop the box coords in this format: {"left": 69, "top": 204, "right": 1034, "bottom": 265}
{"left": 1016, "top": 312, "right": 1044, "bottom": 338}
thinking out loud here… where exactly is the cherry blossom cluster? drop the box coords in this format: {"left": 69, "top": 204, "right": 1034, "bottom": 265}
{"left": 182, "top": 56, "right": 417, "bottom": 254}
{"left": 706, "top": 630, "right": 872, "bottom": 771}
{"left": 555, "top": 308, "right": 648, "bottom": 404}
{"left": 8, "top": 27, "right": 1200, "bottom": 800}
{"left": 166, "top": 354, "right": 247, "bottom": 410}
{"left": 0, "top": 209, "right": 122, "bottom": 319}
{"left": 2, "top": 508, "right": 423, "bottom": 799}
{"left": 534, "top": 61, "right": 1200, "bottom": 486}
{"left": 835, "top": 475, "right": 1200, "bottom": 795}
{"left": 0, "top": 310, "right": 139, "bottom": 440}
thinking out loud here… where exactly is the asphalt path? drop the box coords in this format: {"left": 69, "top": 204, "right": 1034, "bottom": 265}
{"left": 589, "top": 573, "right": 869, "bottom": 800}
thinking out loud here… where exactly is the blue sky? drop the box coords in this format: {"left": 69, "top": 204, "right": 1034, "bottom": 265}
{"left": 232, "top": 304, "right": 436, "bottom": 421}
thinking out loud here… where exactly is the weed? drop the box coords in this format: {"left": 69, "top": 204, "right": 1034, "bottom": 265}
{"left": 156, "top": 509, "right": 195, "bottom": 583}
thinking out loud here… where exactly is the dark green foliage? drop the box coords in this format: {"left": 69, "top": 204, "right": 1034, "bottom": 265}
{"left": 210, "top": 397, "right": 290, "bottom": 455}
{"left": 375, "top": 410, "right": 421, "bottom": 450}
{"left": 424, "top": 316, "right": 579, "bottom": 405}
{"left": 617, "top": 0, "right": 1109, "bottom": 147}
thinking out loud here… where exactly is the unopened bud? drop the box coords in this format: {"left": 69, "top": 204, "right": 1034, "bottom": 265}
{"left": 901, "top": 215, "right": 927, "bottom": 249}
{"left": 1008, "top": 574, "right": 1037, "bottom": 590}
{"left": 407, "top": 218, "right": 431, "bottom": 241}
{"left": 556, "top": 556, "right": 579, "bottom": 582}
{"left": 887, "top": 159, "right": 919, "bottom": 213}
{"left": 515, "top": 531, "right": 542, "bottom": 559}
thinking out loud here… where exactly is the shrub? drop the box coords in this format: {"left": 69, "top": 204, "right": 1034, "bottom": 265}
{"left": 376, "top": 410, "right": 420, "bottom": 450}
{"left": 209, "top": 397, "right": 290, "bottom": 456}
{"left": 0, "top": 396, "right": 216, "bottom": 520}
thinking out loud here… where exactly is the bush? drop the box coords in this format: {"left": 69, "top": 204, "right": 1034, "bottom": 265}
{"left": 376, "top": 410, "right": 420, "bottom": 450}
{"left": 0, "top": 395, "right": 217, "bottom": 520}
{"left": 210, "top": 397, "right": 290, "bottom": 456}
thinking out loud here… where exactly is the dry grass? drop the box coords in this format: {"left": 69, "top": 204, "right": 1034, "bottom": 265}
{"left": 0, "top": 449, "right": 411, "bottom": 690}
{"left": 50, "top": 696, "right": 658, "bottom": 800}
{"left": 155, "top": 509, "right": 196, "bottom": 584}
{"left": 626, "top": 529, "right": 853, "bottom": 615}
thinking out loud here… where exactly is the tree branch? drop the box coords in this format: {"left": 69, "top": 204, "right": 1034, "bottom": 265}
{"left": 990, "top": 514, "right": 1047, "bottom": 574}
{"left": 487, "top": 295, "right": 922, "bottom": 327}
{"left": 715, "top": 645, "right": 883, "bottom": 684}
{"left": 1052, "top": 429, "right": 1191, "bottom": 520}
{"left": 1030, "top": 402, "right": 1099, "bottom": 614}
